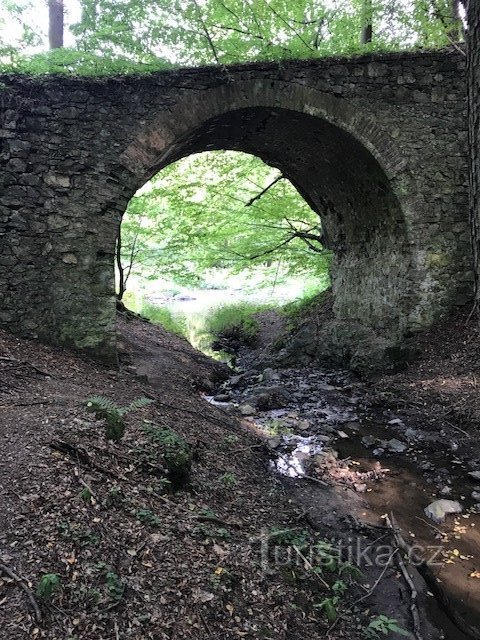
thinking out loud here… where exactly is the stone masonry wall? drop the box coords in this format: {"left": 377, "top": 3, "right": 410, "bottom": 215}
{"left": 0, "top": 49, "right": 471, "bottom": 365}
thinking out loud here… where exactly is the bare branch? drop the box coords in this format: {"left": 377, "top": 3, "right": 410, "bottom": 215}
{"left": 245, "top": 174, "right": 284, "bottom": 207}
{"left": 192, "top": 0, "right": 221, "bottom": 64}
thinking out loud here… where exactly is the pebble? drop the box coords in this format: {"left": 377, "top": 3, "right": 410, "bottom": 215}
{"left": 424, "top": 499, "right": 463, "bottom": 523}
{"left": 361, "top": 435, "right": 377, "bottom": 448}
{"left": 387, "top": 438, "right": 407, "bottom": 453}
{"left": 266, "top": 437, "right": 281, "bottom": 450}
{"left": 229, "top": 374, "right": 244, "bottom": 387}
{"left": 354, "top": 483, "right": 367, "bottom": 493}
{"left": 472, "top": 491, "right": 480, "bottom": 502}
{"left": 239, "top": 404, "right": 256, "bottom": 416}
{"left": 214, "top": 394, "right": 230, "bottom": 402}
{"left": 468, "top": 471, "right": 480, "bottom": 481}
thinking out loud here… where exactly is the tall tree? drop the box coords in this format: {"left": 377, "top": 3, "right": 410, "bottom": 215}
{"left": 468, "top": 0, "right": 480, "bottom": 310}
{"left": 360, "top": 0, "right": 373, "bottom": 44}
{"left": 48, "top": 0, "right": 64, "bottom": 49}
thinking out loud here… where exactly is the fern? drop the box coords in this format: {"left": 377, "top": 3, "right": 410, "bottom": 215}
{"left": 143, "top": 423, "right": 191, "bottom": 489}
{"left": 86, "top": 395, "right": 153, "bottom": 441}
{"left": 36, "top": 573, "right": 61, "bottom": 599}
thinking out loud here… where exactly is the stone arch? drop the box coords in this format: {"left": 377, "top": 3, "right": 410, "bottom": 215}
{"left": 0, "top": 53, "right": 470, "bottom": 367}
{"left": 111, "top": 81, "right": 416, "bottom": 368}
{"left": 120, "top": 81, "right": 408, "bottom": 184}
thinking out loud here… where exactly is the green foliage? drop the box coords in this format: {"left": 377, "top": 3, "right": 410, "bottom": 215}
{"left": 80, "top": 486, "right": 93, "bottom": 503}
{"left": 363, "top": 615, "right": 410, "bottom": 639}
{"left": 105, "top": 571, "right": 124, "bottom": 600}
{"left": 193, "top": 523, "right": 232, "bottom": 540}
{"left": 218, "top": 472, "right": 237, "bottom": 487}
{"left": 205, "top": 300, "right": 266, "bottom": 346}
{"left": 36, "top": 573, "right": 61, "bottom": 600}
{"left": 0, "top": 0, "right": 462, "bottom": 75}
{"left": 314, "top": 579, "right": 348, "bottom": 622}
{"left": 136, "top": 508, "right": 161, "bottom": 527}
{"left": 143, "top": 423, "right": 191, "bottom": 488}
{"left": 264, "top": 419, "right": 293, "bottom": 436}
{"left": 86, "top": 395, "right": 154, "bottom": 442}
{"left": 315, "top": 594, "right": 341, "bottom": 623}
{"left": 137, "top": 300, "right": 186, "bottom": 336}
{"left": 269, "top": 526, "right": 310, "bottom": 548}
{"left": 120, "top": 151, "right": 331, "bottom": 292}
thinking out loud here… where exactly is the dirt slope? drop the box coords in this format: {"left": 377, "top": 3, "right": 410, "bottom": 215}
{"left": 0, "top": 313, "right": 369, "bottom": 640}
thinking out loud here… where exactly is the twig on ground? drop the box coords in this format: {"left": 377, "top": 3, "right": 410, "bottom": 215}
{"left": 0, "top": 356, "right": 52, "bottom": 377}
{"left": 414, "top": 515, "right": 445, "bottom": 537}
{"left": 444, "top": 420, "right": 470, "bottom": 438}
{"left": 395, "top": 546, "right": 423, "bottom": 640}
{"left": 303, "top": 474, "right": 329, "bottom": 487}
{"left": 49, "top": 440, "right": 124, "bottom": 481}
{"left": 292, "top": 545, "right": 330, "bottom": 589}
{"left": 194, "top": 514, "right": 240, "bottom": 528}
{"left": 231, "top": 443, "right": 264, "bottom": 454}
{"left": 0, "top": 561, "right": 42, "bottom": 622}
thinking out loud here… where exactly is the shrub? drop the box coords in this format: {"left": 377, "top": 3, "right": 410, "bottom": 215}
{"left": 205, "top": 301, "right": 269, "bottom": 350}
{"left": 143, "top": 423, "right": 191, "bottom": 489}
{"left": 139, "top": 301, "right": 186, "bottom": 336}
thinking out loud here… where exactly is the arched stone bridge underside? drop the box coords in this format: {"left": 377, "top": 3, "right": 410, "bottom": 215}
{"left": 0, "top": 49, "right": 472, "bottom": 369}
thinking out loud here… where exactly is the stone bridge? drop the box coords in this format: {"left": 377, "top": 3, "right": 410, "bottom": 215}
{"left": 0, "top": 49, "right": 472, "bottom": 368}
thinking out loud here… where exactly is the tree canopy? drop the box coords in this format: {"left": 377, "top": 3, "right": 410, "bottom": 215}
{"left": 0, "top": 0, "right": 466, "bottom": 75}
{"left": 118, "top": 151, "right": 332, "bottom": 297}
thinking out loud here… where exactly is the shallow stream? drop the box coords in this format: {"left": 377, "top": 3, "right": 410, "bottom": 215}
{"left": 206, "top": 366, "right": 480, "bottom": 639}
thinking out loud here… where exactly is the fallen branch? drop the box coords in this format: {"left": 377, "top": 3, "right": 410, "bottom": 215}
{"left": 0, "top": 399, "right": 53, "bottom": 409}
{"left": 194, "top": 514, "right": 240, "bottom": 528}
{"left": 0, "top": 561, "right": 42, "bottom": 622}
{"left": 444, "top": 420, "right": 470, "bottom": 438}
{"left": 302, "top": 474, "right": 329, "bottom": 487}
{"left": 49, "top": 440, "right": 123, "bottom": 481}
{"left": 231, "top": 443, "right": 265, "bottom": 454}
{"left": 395, "top": 545, "right": 423, "bottom": 640}
{"left": 292, "top": 544, "right": 330, "bottom": 589}
{"left": 0, "top": 356, "right": 52, "bottom": 377}
{"left": 385, "top": 512, "right": 480, "bottom": 640}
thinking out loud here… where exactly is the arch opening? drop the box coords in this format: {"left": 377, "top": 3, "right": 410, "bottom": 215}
{"left": 117, "top": 149, "right": 332, "bottom": 357}
{"left": 113, "top": 106, "right": 411, "bottom": 370}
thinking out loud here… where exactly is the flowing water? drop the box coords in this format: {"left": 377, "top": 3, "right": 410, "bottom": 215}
{"left": 205, "top": 366, "right": 480, "bottom": 639}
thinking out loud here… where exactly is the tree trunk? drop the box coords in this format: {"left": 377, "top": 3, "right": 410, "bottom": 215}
{"left": 360, "top": 0, "right": 373, "bottom": 45}
{"left": 48, "top": 0, "right": 64, "bottom": 49}
{"left": 468, "top": 0, "right": 480, "bottom": 309}
{"left": 116, "top": 231, "right": 126, "bottom": 301}
{"left": 448, "top": 0, "right": 462, "bottom": 41}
